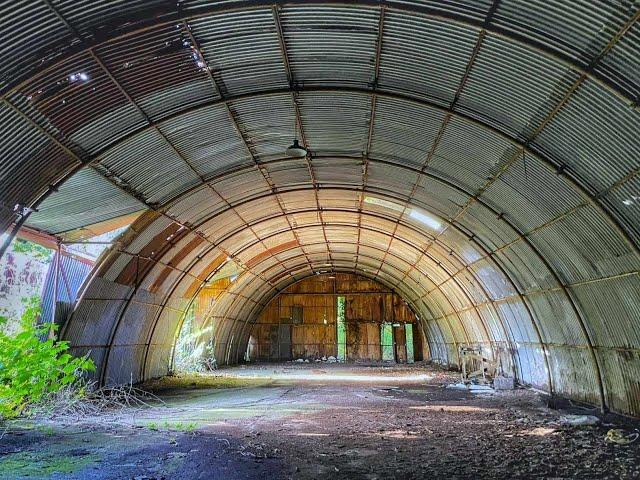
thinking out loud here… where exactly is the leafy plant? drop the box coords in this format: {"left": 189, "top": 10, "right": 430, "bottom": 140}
{"left": 0, "top": 298, "right": 95, "bottom": 420}
{"left": 11, "top": 239, "right": 53, "bottom": 262}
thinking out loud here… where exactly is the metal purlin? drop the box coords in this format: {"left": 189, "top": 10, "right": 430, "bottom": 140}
{"left": 1, "top": 0, "right": 635, "bottom": 408}
{"left": 2, "top": 1, "right": 638, "bottom": 108}
{"left": 144, "top": 201, "right": 518, "bottom": 377}
{"left": 134, "top": 199, "right": 551, "bottom": 378}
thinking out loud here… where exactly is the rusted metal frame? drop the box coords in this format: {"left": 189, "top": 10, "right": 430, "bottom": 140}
{"left": 4, "top": 0, "right": 638, "bottom": 108}
{"left": 441, "top": 204, "right": 589, "bottom": 281}
{"left": 355, "top": 5, "right": 385, "bottom": 275}
{"left": 182, "top": 20, "right": 313, "bottom": 274}
{"left": 374, "top": 14, "right": 493, "bottom": 340}
{"left": 220, "top": 248, "right": 463, "bottom": 365}
{"left": 90, "top": 48, "right": 284, "bottom": 290}
{"left": 151, "top": 196, "right": 480, "bottom": 377}
{"left": 400, "top": 149, "right": 586, "bottom": 398}
{"left": 74, "top": 163, "right": 622, "bottom": 386}
{"left": 217, "top": 252, "right": 437, "bottom": 365}
{"left": 202, "top": 273, "right": 276, "bottom": 365}
{"left": 135, "top": 181, "right": 573, "bottom": 332}
{"left": 165, "top": 200, "right": 506, "bottom": 294}
{"left": 159, "top": 219, "right": 475, "bottom": 369}
{"left": 161, "top": 215, "right": 460, "bottom": 368}
{"left": 385, "top": 13, "right": 639, "bottom": 409}
{"left": 11, "top": 86, "right": 637, "bottom": 261}
{"left": 91, "top": 47, "right": 287, "bottom": 382}
{"left": 272, "top": 5, "right": 331, "bottom": 266}
{"left": 96, "top": 89, "right": 639, "bottom": 252}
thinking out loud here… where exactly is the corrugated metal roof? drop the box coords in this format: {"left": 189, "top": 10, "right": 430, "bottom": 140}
{"left": 0, "top": 0, "right": 639, "bottom": 416}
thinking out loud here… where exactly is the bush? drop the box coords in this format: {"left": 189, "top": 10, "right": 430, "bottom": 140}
{"left": 0, "top": 297, "right": 95, "bottom": 420}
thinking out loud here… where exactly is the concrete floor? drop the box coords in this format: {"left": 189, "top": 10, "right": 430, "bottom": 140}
{"left": 1, "top": 363, "right": 639, "bottom": 479}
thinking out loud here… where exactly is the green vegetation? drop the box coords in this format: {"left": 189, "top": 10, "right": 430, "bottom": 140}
{"left": 144, "top": 372, "right": 271, "bottom": 391}
{"left": 174, "top": 303, "right": 217, "bottom": 372}
{"left": 0, "top": 297, "right": 95, "bottom": 420}
{"left": 11, "top": 238, "right": 53, "bottom": 261}
{"left": 145, "top": 420, "right": 197, "bottom": 432}
{"left": 381, "top": 323, "right": 394, "bottom": 361}
{"left": 0, "top": 450, "right": 98, "bottom": 478}
{"left": 337, "top": 296, "right": 346, "bottom": 361}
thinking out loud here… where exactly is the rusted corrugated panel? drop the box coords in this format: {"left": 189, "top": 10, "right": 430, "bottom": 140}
{"left": 597, "top": 20, "right": 640, "bottom": 103}
{"left": 98, "top": 128, "right": 201, "bottom": 205}
{"left": 190, "top": 8, "right": 288, "bottom": 97}
{"left": 570, "top": 274, "right": 640, "bottom": 349}
{"left": 547, "top": 344, "right": 602, "bottom": 406}
{"left": 281, "top": 5, "right": 378, "bottom": 89}
{"left": 525, "top": 290, "right": 584, "bottom": 345}
{"left": 370, "top": 97, "right": 445, "bottom": 168}
{"left": 493, "top": 240, "right": 559, "bottom": 293}
{"left": 493, "top": 0, "right": 630, "bottom": 63}
{"left": 493, "top": 297, "right": 537, "bottom": 343}
{"left": 104, "top": 345, "right": 147, "bottom": 385}
{"left": 380, "top": 11, "right": 479, "bottom": 105}
{"left": 513, "top": 344, "right": 548, "bottom": 390}
{"left": 527, "top": 204, "right": 640, "bottom": 284}
{"left": 597, "top": 348, "right": 640, "bottom": 418}
{"left": 458, "top": 34, "right": 578, "bottom": 139}
{"left": 482, "top": 153, "right": 584, "bottom": 233}
{"left": 111, "top": 288, "right": 163, "bottom": 346}
{"left": 26, "top": 168, "right": 145, "bottom": 234}
{"left": 64, "top": 277, "right": 131, "bottom": 347}
{"left": 159, "top": 104, "right": 252, "bottom": 178}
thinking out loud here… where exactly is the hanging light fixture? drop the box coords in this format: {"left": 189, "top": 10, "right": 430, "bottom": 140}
{"left": 286, "top": 113, "right": 307, "bottom": 157}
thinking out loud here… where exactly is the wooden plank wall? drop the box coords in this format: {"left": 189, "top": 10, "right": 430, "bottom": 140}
{"left": 248, "top": 273, "right": 424, "bottom": 362}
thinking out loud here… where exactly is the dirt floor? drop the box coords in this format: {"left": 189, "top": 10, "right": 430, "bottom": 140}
{"left": 1, "top": 362, "right": 639, "bottom": 479}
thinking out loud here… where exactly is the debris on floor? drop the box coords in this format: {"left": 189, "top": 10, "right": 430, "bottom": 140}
{"left": 559, "top": 414, "right": 601, "bottom": 426}
{"left": 446, "top": 382, "right": 495, "bottom": 393}
{"left": 605, "top": 428, "right": 639, "bottom": 445}
{"left": 2, "top": 363, "right": 639, "bottom": 479}
{"left": 493, "top": 375, "right": 515, "bottom": 390}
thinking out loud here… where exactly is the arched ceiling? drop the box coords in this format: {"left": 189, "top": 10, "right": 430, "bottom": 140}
{"left": 0, "top": 1, "right": 639, "bottom": 417}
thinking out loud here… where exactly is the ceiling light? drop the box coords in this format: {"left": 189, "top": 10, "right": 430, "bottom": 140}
{"left": 409, "top": 208, "right": 442, "bottom": 231}
{"left": 286, "top": 138, "right": 307, "bottom": 157}
{"left": 363, "top": 196, "right": 404, "bottom": 212}
{"left": 286, "top": 114, "right": 307, "bottom": 157}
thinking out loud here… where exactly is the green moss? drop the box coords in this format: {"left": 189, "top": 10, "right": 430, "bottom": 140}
{"left": 0, "top": 450, "right": 99, "bottom": 479}
{"left": 143, "top": 373, "right": 271, "bottom": 391}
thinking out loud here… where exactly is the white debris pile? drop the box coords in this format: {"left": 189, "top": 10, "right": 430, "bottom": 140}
{"left": 446, "top": 382, "right": 494, "bottom": 394}
{"left": 558, "top": 415, "right": 600, "bottom": 426}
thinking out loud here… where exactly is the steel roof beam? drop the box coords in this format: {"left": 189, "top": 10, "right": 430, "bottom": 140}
{"left": 272, "top": 5, "right": 332, "bottom": 266}
{"left": 183, "top": 20, "right": 315, "bottom": 276}
{"left": 3, "top": 1, "right": 638, "bottom": 108}
{"left": 356, "top": 5, "right": 385, "bottom": 275}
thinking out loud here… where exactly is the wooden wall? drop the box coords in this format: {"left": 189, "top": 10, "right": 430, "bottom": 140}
{"left": 248, "top": 273, "right": 426, "bottom": 362}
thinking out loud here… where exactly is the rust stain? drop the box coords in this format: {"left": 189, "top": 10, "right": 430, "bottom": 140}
{"left": 245, "top": 240, "right": 299, "bottom": 270}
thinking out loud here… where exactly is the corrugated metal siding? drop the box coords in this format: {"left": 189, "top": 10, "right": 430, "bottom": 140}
{"left": 0, "top": 0, "right": 637, "bottom": 416}
{"left": 40, "top": 251, "right": 93, "bottom": 326}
